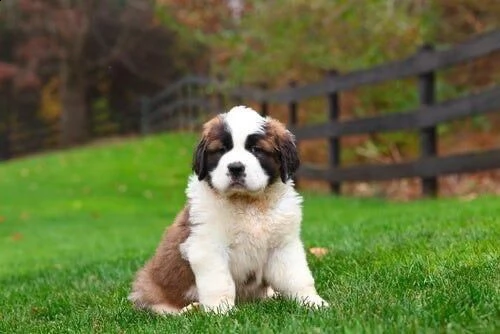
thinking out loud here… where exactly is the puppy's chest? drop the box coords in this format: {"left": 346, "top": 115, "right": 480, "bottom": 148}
{"left": 227, "top": 208, "right": 280, "bottom": 248}
{"left": 225, "top": 209, "right": 282, "bottom": 281}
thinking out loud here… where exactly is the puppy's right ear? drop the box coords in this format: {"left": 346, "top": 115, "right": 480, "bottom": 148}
{"left": 192, "top": 138, "right": 208, "bottom": 180}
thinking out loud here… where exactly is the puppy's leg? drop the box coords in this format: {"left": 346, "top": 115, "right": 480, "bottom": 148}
{"left": 264, "top": 238, "right": 329, "bottom": 308}
{"left": 151, "top": 303, "right": 181, "bottom": 315}
{"left": 183, "top": 241, "right": 235, "bottom": 314}
{"left": 129, "top": 265, "right": 183, "bottom": 315}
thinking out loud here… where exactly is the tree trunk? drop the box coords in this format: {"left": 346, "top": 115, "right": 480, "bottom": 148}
{"left": 0, "top": 85, "right": 13, "bottom": 161}
{"left": 60, "top": 61, "right": 88, "bottom": 146}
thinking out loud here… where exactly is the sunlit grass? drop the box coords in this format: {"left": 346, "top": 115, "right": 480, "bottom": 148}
{"left": 0, "top": 133, "right": 499, "bottom": 333}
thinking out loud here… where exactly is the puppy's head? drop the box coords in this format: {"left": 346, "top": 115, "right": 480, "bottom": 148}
{"left": 192, "top": 106, "right": 299, "bottom": 196}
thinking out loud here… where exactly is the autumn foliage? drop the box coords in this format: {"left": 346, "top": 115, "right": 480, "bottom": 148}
{"left": 1, "top": 0, "right": 499, "bottom": 199}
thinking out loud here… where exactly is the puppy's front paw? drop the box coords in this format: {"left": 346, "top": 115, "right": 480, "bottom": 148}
{"left": 265, "top": 286, "right": 278, "bottom": 299}
{"left": 180, "top": 302, "right": 201, "bottom": 314}
{"left": 298, "top": 295, "right": 330, "bottom": 309}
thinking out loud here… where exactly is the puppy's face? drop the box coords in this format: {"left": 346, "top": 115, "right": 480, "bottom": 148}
{"left": 193, "top": 106, "right": 299, "bottom": 196}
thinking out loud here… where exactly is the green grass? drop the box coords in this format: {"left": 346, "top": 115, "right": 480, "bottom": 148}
{"left": 1, "top": 133, "right": 499, "bottom": 333}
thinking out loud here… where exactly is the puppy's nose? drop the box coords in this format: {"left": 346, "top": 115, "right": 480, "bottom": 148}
{"left": 228, "top": 162, "right": 245, "bottom": 177}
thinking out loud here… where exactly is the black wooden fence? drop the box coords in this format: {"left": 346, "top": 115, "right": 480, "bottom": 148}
{"left": 142, "top": 29, "right": 500, "bottom": 198}
{"left": 0, "top": 105, "right": 140, "bottom": 161}
{"left": 140, "top": 76, "right": 230, "bottom": 133}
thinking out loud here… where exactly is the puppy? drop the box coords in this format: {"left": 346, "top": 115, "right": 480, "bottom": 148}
{"left": 129, "top": 106, "right": 329, "bottom": 314}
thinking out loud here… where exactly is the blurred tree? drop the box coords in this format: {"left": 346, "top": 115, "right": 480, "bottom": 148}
{"left": 157, "top": 0, "right": 499, "bottom": 87}
{"left": 1, "top": 0, "right": 205, "bottom": 146}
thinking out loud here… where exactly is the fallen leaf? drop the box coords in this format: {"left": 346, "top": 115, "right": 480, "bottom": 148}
{"left": 0, "top": 216, "right": 5, "bottom": 224}
{"left": 11, "top": 232, "right": 23, "bottom": 241}
{"left": 309, "top": 247, "right": 329, "bottom": 258}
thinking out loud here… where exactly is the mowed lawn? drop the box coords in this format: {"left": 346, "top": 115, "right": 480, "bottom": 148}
{"left": 0, "top": 133, "right": 499, "bottom": 333}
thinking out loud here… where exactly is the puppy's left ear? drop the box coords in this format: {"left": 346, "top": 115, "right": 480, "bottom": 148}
{"left": 192, "top": 138, "right": 208, "bottom": 180}
{"left": 278, "top": 131, "right": 300, "bottom": 183}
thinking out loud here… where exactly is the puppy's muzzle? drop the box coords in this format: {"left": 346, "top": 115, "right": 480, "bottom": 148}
{"left": 227, "top": 162, "right": 246, "bottom": 178}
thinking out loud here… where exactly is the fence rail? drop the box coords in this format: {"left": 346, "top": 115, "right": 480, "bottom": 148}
{"left": 0, "top": 110, "right": 140, "bottom": 161}
{"left": 142, "top": 29, "right": 500, "bottom": 198}
{"left": 222, "top": 29, "right": 500, "bottom": 103}
{"left": 299, "top": 149, "right": 500, "bottom": 183}
{"left": 291, "top": 86, "right": 500, "bottom": 139}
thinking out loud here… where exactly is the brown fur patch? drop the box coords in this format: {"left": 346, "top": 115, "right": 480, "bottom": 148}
{"left": 207, "top": 139, "right": 224, "bottom": 152}
{"left": 255, "top": 136, "right": 277, "bottom": 153}
{"left": 202, "top": 116, "right": 225, "bottom": 141}
{"left": 226, "top": 192, "right": 271, "bottom": 212}
{"left": 265, "top": 118, "right": 290, "bottom": 145}
{"left": 130, "top": 206, "right": 195, "bottom": 310}
{"left": 193, "top": 115, "right": 231, "bottom": 181}
{"left": 265, "top": 118, "right": 300, "bottom": 182}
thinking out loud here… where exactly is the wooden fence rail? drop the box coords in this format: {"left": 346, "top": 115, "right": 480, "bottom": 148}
{"left": 290, "top": 86, "right": 500, "bottom": 139}
{"left": 142, "top": 29, "right": 500, "bottom": 198}
{"left": 0, "top": 110, "right": 140, "bottom": 161}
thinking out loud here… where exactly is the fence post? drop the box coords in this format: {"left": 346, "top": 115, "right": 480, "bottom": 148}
{"left": 326, "top": 70, "right": 341, "bottom": 194}
{"left": 191, "top": 81, "right": 200, "bottom": 131}
{"left": 140, "top": 97, "right": 151, "bottom": 135}
{"left": 288, "top": 80, "right": 298, "bottom": 126}
{"left": 418, "top": 44, "right": 438, "bottom": 197}
{"left": 214, "top": 74, "right": 226, "bottom": 114}
{"left": 288, "top": 80, "right": 298, "bottom": 186}
{"left": 259, "top": 83, "right": 268, "bottom": 117}
{"left": 0, "top": 126, "right": 10, "bottom": 162}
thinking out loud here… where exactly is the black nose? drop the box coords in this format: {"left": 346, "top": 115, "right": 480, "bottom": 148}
{"left": 228, "top": 162, "right": 245, "bottom": 177}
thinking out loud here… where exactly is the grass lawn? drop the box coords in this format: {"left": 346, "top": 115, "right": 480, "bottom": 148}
{"left": 0, "top": 133, "right": 499, "bottom": 333}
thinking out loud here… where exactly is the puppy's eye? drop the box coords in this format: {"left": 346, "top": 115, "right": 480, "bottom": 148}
{"left": 250, "top": 146, "right": 264, "bottom": 154}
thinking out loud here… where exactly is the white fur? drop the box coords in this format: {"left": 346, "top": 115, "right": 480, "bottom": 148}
{"left": 225, "top": 106, "right": 266, "bottom": 144}
{"left": 181, "top": 107, "right": 328, "bottom": 313}
{"left": 209, "top": 106, "right": 269, "bottom": 195}
{"left": 181, "top": 175, "right": 329, "bottom": 313}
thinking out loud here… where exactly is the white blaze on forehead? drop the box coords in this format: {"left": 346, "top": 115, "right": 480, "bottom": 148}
{"left": 223, "top": 106, "right": 266, "bottom": 147}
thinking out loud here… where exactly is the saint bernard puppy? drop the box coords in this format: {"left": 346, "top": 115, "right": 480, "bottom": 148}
{"left": 129, "top": 106, "right": 329, "bottom": 314}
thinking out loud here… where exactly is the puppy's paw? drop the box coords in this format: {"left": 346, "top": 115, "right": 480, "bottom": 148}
{"left": 180, "top": 302, "right": 201, "bottom": 314}
{"left": 265, "top": 286, "right": 278, "bottom": 299}
{"left": 298, "top": 295, "right": 330, "bottom": 309}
